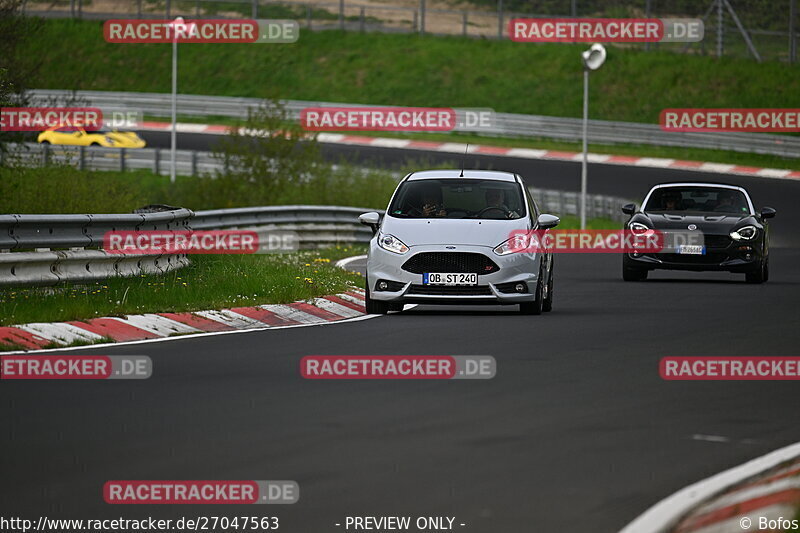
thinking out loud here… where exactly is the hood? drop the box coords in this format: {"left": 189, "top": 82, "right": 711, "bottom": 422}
{"left": 643, "top": 212, "right": 751, "bottom": 233}
{"left": 380, "top": 217, "right": 530, "bottom": 247}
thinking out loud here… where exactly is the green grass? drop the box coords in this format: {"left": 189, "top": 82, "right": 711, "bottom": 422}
{"left": 24, "top": 19, "right": 800, "bottom": 125}
{"left": 0, "top": 246, "right": 365, "bottom": 326}
{"left": 0, "top": 163, "right": 399, "bottom": 214}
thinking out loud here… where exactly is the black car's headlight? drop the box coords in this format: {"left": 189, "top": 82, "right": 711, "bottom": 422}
{"left": 378, "top": 233, "right": 409, "bottom": 254}
{"left": 629, "top": 222, "right": 653, "bottom": 236}
{"left": 730, "top": 225, "right": 758, "bottom": 241}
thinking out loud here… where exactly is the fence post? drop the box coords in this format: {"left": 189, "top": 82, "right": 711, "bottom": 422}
{"left": 70, "top": 0, "right": 75, "bottom": 17}
{"left": 154, "top": 148, "right": 160, "bottom": 175}
{"left": 570, "top": 0, "right": 576, "bottom": 17}
{"left": 138, "top": 0, "right": 142, "bottom": 17}
{"left": 790, "top": 0, "right": 797, "bottom": 63}
{"left": 195, "top": 0, "right": 200, "bottom": 16}
{"left": 77, "top": 0, "right": 82, "bottom": 18}
{"left": 716, "top": 0, "right": 723, "bottom": 57}
{"left": 42, "top": 143, "right": 50, "bottom": 166}
{"left": 166, "top": 0, "right": 171, "bottom": 18}
{"left": 644, "top": 0, "right": 651, "bottom": 52}
{"left": 79, "top": 146, "right": 85, "bottom": 170}
{"left": 419, "top": 0, "right": 425, "bottom": 34}
{"left": 191, "top": 150, "right": 198, "bottom": 176}
{"left": 497, "top": 0, "right": 503, "bottom": 39}
{"left": 120, "top": 148, "right": 126, "bottom": 172}
{"left": 339, "top": 0, "right": 344, "bottom": 29}
{"left": 307, "top": 5, "right": 312, "bottom": 29}
{"left": 252, "top": 0, "right": 258, "bottom": 18}
{"left": 412, "top": 10, "right": 418, "bottom": 32}
{"left": 462, "top": 11, "right": 467, "bottom": 36}
{"left": 360, "top": 7, "right": 365, "bottom": 31}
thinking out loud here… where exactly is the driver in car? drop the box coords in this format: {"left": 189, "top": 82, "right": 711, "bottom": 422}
{"left": 661, "top": 191, "right": 682, "bottom": 211}
{"left": 714, "top": 190, "right": 743, "bottom": 213}
{"left": 485, "top": 188, "right": 518, "bottom": 219}
{"left": 409, "top": 186, "right": 446, "bottom": 217}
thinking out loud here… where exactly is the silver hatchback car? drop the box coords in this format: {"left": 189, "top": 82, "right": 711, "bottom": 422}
{"left": 359, "top": 170, "right": 559, "bottom": 315}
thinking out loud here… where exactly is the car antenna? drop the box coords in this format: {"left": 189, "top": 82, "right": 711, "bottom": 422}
{"left": 459, "top": 144, "right": 469, "bottom": 177}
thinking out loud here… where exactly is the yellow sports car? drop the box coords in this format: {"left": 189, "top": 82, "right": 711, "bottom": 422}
{"left": 37, "top": 126, "right": 146, "bottom": 148}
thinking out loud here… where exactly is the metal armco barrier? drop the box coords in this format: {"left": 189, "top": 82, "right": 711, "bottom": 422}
{"left": 30, "top": 90, "right": 800, "bottom": 158}
{"left": 0, "top": 197, "right": 629, "bottom": 286}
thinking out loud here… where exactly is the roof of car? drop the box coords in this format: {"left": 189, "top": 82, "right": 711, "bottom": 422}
{"left": 406, "top": 170, "right": 518, "bottom": 182}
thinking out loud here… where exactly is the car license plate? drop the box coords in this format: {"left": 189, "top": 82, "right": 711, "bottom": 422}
{"left": 678, "top": 245, "right": 706, "bottom": 255}
{"left": 423, "top": 273, "right": 478, "bottom": 285}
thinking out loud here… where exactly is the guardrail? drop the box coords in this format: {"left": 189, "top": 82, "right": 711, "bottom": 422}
{"left": 30, "top": 90, "right": 800, "bottom": 158}
{"left": 0, "top": 195, "right": 629, "bottom": 286}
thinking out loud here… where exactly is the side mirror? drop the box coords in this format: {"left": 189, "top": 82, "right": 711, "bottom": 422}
{"left": 621, "top": 203, "right": 637, "bottom": 216}
{"left": 537, "top": 214, "right": 560, "bottom": 230}
{"left": 760, "top": 207, "right": 776, "bottom": 219}
{"left": 359, "top": 212, "right": 381, "bottom": 234}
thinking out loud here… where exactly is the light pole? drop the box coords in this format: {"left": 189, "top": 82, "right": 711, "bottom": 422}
{"left": 580, "top": 43, "right": 606, "bottom": 230}
{"left": 169, "top": 16, "right": 195, "bottom": 184}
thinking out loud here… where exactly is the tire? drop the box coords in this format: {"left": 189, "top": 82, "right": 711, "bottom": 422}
{"left": 364, "top": 277, "right": 389, "bottom": 314}
{"left": 40, "top": 140, "right": 50, "bottom": 145}
{"left": 90, "top": 142, "right": 101, "bottom": 147}
{"left": 519, "top": 266, "right": 544, "bottom": 315}
{"left": 542, "top": 258, "right": 554, "bottom": 313}
{"left": 745, "top": 257, "right": 768, "bottom": 284}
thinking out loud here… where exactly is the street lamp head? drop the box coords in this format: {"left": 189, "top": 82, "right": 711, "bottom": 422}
{"left": 582, "top": 43, "right": 607, "bottom": 71}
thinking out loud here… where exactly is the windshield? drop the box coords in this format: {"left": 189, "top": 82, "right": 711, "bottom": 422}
{"left": 388, "top": 179, "right": 526, "bottom": 220}
{"left": 644, "top": 186, "right": 750, "bottom": 215}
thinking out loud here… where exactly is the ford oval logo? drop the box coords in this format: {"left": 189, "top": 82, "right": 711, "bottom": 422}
{"left": 445, "top": 246, "right": 456, "bottom": 249}
{"left": 688, "top": 224, "right": 697, "bottom": 230}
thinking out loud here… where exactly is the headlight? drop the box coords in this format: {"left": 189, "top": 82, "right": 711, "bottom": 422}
{"left": 730, "top": 225, "right": 757, "bottom": 241}
{"left": 378, "top": 233, "right": 409, "bottom": 254}
{"left": 493, "top": 233, "right": 531, "bottom": 255}
{"left": 629, "top": 222, "right": 653, "bottom": 236}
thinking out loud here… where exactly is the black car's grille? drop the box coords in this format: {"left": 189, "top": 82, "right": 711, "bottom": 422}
{"left": 407, "top": 284, "right": 492, "bottom": 296}
{"left": 654, "top": 253, "right": 729, "bottom": 264}
{"left": 402, "top": 252, "right": 499, "bottom": 274}
{"left": 702, "top": 234, "right": 732, "bottom": 249}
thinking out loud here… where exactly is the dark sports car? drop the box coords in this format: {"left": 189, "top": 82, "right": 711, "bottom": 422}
{"left": 621, "top": 183, "right": 776, "bottom": 283}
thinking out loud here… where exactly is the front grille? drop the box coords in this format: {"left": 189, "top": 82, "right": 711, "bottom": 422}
{"left": 402, "top": 252, "right": 499, "bottom": 274}
{"left": 654, "top": 253, "right": 729, "bottom": 264}
{"left": 407, "top": 284, "right": 493, "bottom": 296}
{"left": 702, "top": 234, "right": 732, "bottom": 249}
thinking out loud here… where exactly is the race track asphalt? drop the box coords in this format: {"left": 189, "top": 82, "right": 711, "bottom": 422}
{"left": 2, "top": 132, "right": 799, "bottom": 532}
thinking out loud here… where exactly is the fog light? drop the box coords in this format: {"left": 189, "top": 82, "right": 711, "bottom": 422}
{"left": 378, "top": 281, "right": 388, "bottom": 291}
{"left": 515, "top": 283, "right": 525, "bottom": 293}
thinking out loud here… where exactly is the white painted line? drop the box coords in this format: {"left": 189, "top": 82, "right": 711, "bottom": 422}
{"left": 261, "top": 304, "right": 326, "bottom": 324}
{"left": 195, "top": 310, "right": 267, "bottom": 329}
{"left": 756, "top": 168, "right": 792, "bottom": 178}
{"left": 436, "top": 142, "right": 471, "bottom": 153}
{"left": 691, "top": 434, "right": 730, "bottom": 443}
{"left": 336, "top": 293, "right": 366, "bottom": 307}
{"left": 335, "top": 254, "right": 368, "bottom": 269}
{"left": 316, "top": 133, "right": 346, "bottom": 143}
{"left": 619, "top": 440, "right": 800, "bottom": 533}
{"left": 18, "top": 323, "right": 104, "bottom": 345}
{"left": 120, "top": 314, "right": 202, "bottom": 336}
{"left": 312, "top": 298, "right": 364, "bottom": 318}
{"left": 175, "top": 123, "right": 214, "bottom": 133}
{"left": 586, "top": 153, "right": 612, "bottom": 163}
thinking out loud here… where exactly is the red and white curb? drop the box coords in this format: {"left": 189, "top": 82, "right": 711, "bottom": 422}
{"left": 138, "top": 121, "right": 800, "bottom": 181}
{"left": 620, "top": 441, "right": 800, "bottom": 533}
{"left": 0, "top": 289, "right": 368, "bottom": 353}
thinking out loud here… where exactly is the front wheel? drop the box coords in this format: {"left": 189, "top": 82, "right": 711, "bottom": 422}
{"left": 542, "top": 258, "right": 554, "bottom": 312}
{"left": 519, "top": 267, "right": 544, "bottom": 315}
{"left": 745, "top": 257, "right": 768, "bottom": 284}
